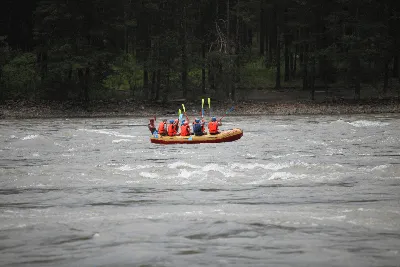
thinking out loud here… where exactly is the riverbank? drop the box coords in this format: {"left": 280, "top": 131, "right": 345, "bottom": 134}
{"left": 1, "top": 98, "right": 400, "bottom": 119}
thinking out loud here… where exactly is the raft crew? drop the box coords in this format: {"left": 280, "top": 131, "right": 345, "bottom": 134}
{"left": 155, "top": 115, "right": 223, "bottom": 137}
{"left": 158, "top": 119, "right": 167, "bottom": 136}
{"left": 168, "top": 119, "right": 179, "bottom": 136}
{"left": 208, "top": 117, "right": 222, "bottom": 135}
{"left": 174, "top": 119, "right": 180, "bottom": 133}
{"left": 180, "top": 121, "right": 191, "bottom": 136}
{"left": 193, "top": 118, "right": 205, "bottom": 136}
{"left": 148, "top": 118, "right": 156, "bottom": 134}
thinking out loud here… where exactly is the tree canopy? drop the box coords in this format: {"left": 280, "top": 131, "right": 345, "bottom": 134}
{"left": 1, "top": 0, "right": 399, "bottom": 103}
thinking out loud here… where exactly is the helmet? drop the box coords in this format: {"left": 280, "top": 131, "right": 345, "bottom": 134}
{"left": 184, "top": 121, "right": 189, "bottom": 125}
{"left": 150, "top": 119, "right": 154, "bottom": 122}
{"left": 211, "top": 117, "right": 216, "bottom": 122}
{"left": 195, "top": 119, "right": 200, "bottom": 123}
{"left": 181, "top": 119, "right": 185, "bottom": 125}
{"left": 169, "top": 120, "right": 174, "bottom": 124}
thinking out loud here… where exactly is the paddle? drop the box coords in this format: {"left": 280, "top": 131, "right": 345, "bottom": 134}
{"left": 219, "top": 106, "right": 235, "bottom": 121}
{"left": 178, "top": 108, "right": 183, "bottom": 121}
{"left": 201, "top": 98, "right": 204, "bottom": 118}
{"left": 182, "top": 104, "right": 189, "bottom": 122}
{"left": 208, "top": 98, "right": 211, "bottom": 118}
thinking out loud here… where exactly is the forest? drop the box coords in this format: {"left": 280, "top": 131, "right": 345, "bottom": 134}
{"left": 1, "top": 0, "right": 400, "bottom": 104}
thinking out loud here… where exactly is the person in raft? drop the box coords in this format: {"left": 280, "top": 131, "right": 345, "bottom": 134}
{"left": 157, "top": 119, "right": 167, "bottom": 136}
{"left": 148, "top": 118, "right": 156, "bottom": 134}
{"left": 174, "top": 119, "right": 180, "bottom": 133}
{"left": 180, "top": 121, "right": 191, "bottom": 136}
{"left": 167, "top": 119, "right": 179, "bottom": 136}
{"left": 208, "top": 117, "right": 222, "bottom": 135}
{"left": 193, "top": 118, "right": 206, "bottom": 136}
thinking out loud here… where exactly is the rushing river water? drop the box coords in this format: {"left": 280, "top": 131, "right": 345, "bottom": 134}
{"left": 1, "top": 114, "right": 400, "bottom": 267}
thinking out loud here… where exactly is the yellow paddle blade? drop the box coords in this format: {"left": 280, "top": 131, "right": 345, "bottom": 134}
{"left": 201, "top": 99, "right": 204, "bottom": 108}
{"left": 208, "top": 98, "right": 211, "bottom": 108}
{"left": 182, "top": 104, "right": 185, "bottom": 112}
{"left": 179, "top": 109, "right": 181, "bottom": 115}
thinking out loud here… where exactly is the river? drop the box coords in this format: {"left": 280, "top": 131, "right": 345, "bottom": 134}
{"left": 1, "top": 114, "right": 399, "bottom": 266}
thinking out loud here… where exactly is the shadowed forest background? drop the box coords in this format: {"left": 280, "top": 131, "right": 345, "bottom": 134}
{"left": 1, "top": 0, "right": 400, "bottom": 104}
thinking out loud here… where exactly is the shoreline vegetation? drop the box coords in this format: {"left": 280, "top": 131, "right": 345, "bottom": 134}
{"left": 3, "top": 1, "right": 400, "bottom": 121}
{"left": 1, "top": 98, "right": 399, "bottom": 120}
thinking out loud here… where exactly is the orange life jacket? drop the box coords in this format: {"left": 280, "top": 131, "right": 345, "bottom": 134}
{"left": 208, "top": 121, "right": 218, "bottom": 134}
{"left": 180, "top": 125, "right": 190, "bottom": 136}
{"left": 167, "top": 124, "right": 176, "bottom": 136}
{"left": 158, "top": 122, "right": 166, "bottom": 134}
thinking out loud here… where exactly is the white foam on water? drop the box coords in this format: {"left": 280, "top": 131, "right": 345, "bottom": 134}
{"left": 358, "top": 164, "right": 390, "bottom": 172}
{"left": 22, "top": 134, "right": 39, "bottom": 140}
{"left": 342, "top": 209, "right": 353, "bottom": 213}
{"left": 202, "top": 163, "right": 237, "bottom": 177}
{"left": 310, "top": 215, "right": 347, "bottom": 221}
{"left": 168, "top": 161, "right": 200, "bottom": 169}
{"left": 231, "top": 162, "right": 290, "bottom": 171}
{"left": 112, "top": 139, "right": 132, "bottom": 143}
{"left": 117, "top": 164, "right": 163, "bottom": 171}
{"left": 78, "top": 128, "right": 136, "bottom": 138}
{"left": 177, "top": 169, "right": 203, "bottom": 179}
{"left": 139, "top": 172, "right": 159, "bottom": 179}
{"left": 271, "top": 152, "right": 315, "bottom": 159}
{"left": 349, "top": 120, "right": 390, "bottom": 128}
{"left": 265, "top": 171, "right": 308, "bottom": 181}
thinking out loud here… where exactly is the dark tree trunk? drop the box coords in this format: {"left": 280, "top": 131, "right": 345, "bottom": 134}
{"left": 310, "top": 58, "right": 316, "bottom": 100}
{"left": 267, "top": 8, "right": 274, "bottom": 65}
{"left": 151, "top": 71, "right": 156, "bottom": 100}
{"left": 208, "top": 67, "right": 215, "bottom": 92}
{"left": 143, "top": 70, "right": 149, "bottom": 97}
{"left": 248, "top": 29, "right": 253, "bottom": 46}
{"left": 259, "top": 7, "right": 265, "bottom": 55}
{"left": 202, "top": 42, "right": 206, "bottom": 94}
{"left": 84, "top": 68, "right": 90, "bottom": 103}
{"left": 181, "top": 6, "right": 188, "bottom": 99}
{"left": 302, "top": 28, "right": 308, "bottom": 91}
{"left": 284, "top": 36, "right": 290, "bottom": 82}
{"left": 78, "top": 68, "right": 90, "bottom": 104}
{"left": 353, "top": 56, "right": 361, "bottom": 100}
{"left": 293, "top": 46, "right": 297, "bottom": 78}
{"left": 163, "top": 70, "right": 170, "bottom": 103}
{"left": 275, "top": 27, "right": 281, "bottom": 89}
{"left": 383, "top": 60, "right": 389, "bottom": 95}
{"left": 0, "top": 68, "right": 3, "bottom": 102}
{"left": 155, "top": 69, "right": 161, "bottom": 101}
{"left": 393, "top": 55, "right": 399, "bottom": 78}
{"left": 289, "top": 53, "right": 294, "bottom": 80}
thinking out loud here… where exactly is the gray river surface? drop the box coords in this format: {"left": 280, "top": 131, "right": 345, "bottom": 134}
{"left": 1, "top": 114, "right": 400, "bottom": 267}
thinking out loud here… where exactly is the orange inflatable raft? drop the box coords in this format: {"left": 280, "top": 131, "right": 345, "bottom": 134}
{"left": 150, "top": 128, "right": 243, "bottom": 144}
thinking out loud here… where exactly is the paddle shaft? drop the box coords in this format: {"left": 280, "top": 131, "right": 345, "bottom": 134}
{"left": 219, "top": 107, "right": 234, "bottom": 121}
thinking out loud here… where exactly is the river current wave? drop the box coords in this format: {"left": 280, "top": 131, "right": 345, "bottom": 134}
{"left": 0, "top": 115, "right": 399, "bottom": 266}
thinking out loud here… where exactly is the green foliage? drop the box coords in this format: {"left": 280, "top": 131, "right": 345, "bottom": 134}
{"left": 2, "top": 0, "right": 400, "bottom": 101}
{"left": 103, "top": 54, "right": 143, "bottom": 92}
{"left": 2, "top": 52, "right": 38, "bottom": 99}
